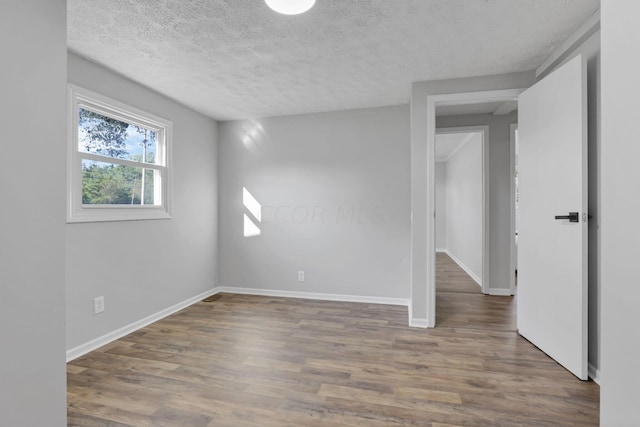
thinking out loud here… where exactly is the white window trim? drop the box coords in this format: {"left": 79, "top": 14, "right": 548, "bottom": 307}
{"left": 67, "top": 84, "right": 173, "bottom": 223}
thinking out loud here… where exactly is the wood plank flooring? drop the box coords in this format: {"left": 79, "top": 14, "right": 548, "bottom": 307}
{"left": 68, "top": 267, "right": 598, "bottom": 426}
{"left": 436, "top": 252, "right": 483, "bottom": 295}
{"left": 436, "top": 252, "right": 516, "bottom": 332}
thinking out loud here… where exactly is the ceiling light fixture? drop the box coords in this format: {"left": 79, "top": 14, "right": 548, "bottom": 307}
{"left": 265, "top": 0, "right": 316, "bottom": 15}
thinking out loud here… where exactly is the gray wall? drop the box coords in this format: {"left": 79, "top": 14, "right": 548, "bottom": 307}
{"left": 0, "top": 0, "right": 67, "bottom": 425}
{"left": 437, "top": 113, "right": 518, "bottom": 292}
{"left": 435, "top": 162, "right": 447, "bottom": 250}
{"left": 444, "top": 133, "right": 483, "bottom": 282}
{"left": 600, "top": 1, "right": 640, "bottom": 423}
{"left": 410, "top": 71, "right": 536, "bottom": 322}
{"left": 66, "top": 53, "right": 219, "bottom": 351}
{"left": 218, "top": 105, "right": 411, "bottom": 300}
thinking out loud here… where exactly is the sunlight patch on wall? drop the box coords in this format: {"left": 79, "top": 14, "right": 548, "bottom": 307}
{"left": 243, "top": 214, "right": 261, "bottom": 237}
{"left": 241, "top": 120, "right": 266, "bottom": 152}
{"left": 243, "top": 187, "right": 262, "bottom": 237}
{"left": 243, "top": 187, "right": 262, "bottom": 222}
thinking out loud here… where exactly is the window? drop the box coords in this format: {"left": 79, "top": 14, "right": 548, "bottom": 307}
{"left": 68, "top": 85, "right": 172, "bottom": 222}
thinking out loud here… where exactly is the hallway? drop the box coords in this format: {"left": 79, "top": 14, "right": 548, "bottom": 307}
{"left": 436, "top": 252, "right": 516, "bottom": 331}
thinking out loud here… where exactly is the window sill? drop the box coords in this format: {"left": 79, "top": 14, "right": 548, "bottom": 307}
{"left": 67, "top": 208, "right": 172, "bottom": 224}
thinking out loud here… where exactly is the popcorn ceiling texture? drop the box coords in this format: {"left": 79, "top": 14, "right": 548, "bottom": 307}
{"left": 68, "top": 0, "right": 599, "bottom": 121}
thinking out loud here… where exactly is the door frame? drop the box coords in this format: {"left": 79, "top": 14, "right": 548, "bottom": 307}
{"left": 510, "top": 123, "right": 518, "bottom": 295}
{"left": 435, "top": 125, "right": 489, "bottom": 294}
{"left": 426, "top": 89, "right": 524, "bottom": 327}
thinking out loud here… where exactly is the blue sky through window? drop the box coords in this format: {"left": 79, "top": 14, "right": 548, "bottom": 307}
{"left": 78, "top": 108, "right": 157, "bottom": 164}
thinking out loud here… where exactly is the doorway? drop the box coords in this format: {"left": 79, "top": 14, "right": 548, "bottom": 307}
{"left": 435, "top": 127, "right": 486, "bottom": 294}
{"left": 434, "top": 126, "right": 516, "bottom": 330}
{"left": 419, "top": 52, "right": 593, "bottom": 382}
{"left": 425, "top": 89, "right": 524, "bottom": 327}
{"left": 434, "top": 123, "right": 517, "bottom": 331}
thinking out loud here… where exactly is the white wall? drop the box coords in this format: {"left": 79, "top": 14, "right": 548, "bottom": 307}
{"left": 218, "top": 105, "right": 411, "bottom": 301}
{"left": 600, "top": 1, "right": 640, "bottom": 424}
{"left": 410, "top": 72, "right": 535, "bottom": 322}
{"left": 0, "top": 0, "right": 67, "bottom": 425}
{"left": 66, "top": 53, "right": 219, "bottom": 352}
{"left": 444, "top": 133, "right": 483, "bottom": 283}
{"left": 435, "top": 162, "right": 447, "bottom": 250}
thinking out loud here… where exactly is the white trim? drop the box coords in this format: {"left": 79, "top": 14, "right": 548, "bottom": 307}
{"left": 66, "top": 287, "right": 415, "bottom": 363}
{"left": 427, "top": 89, "right": 525, "bottom": 326}
{"left": 536, "top": 9, "right": 600, "bottom": 78}
{"left": 67, "top": 84, "right": 173, "bottom": 223}
{"left": 435, "top": 248, "right": 447, "bottom": 253}
{"left": 442, "top": 249, "right": 482, "bottom": 287}
{"left": 426, "top": 91, "right": 437, "bottom": 328}
{"left": 80, "top": 152, "right": 166, "bottom": 170}
{"left": 510, "top": 123, "right": 518, "bottom": 296}
{"left": 215, "top": 286, "right": 410, "bottom": 307}
{"left": 407, "top": 302, "right": 429, "bottom": 328}
{"left": 409, "top": 318, "right": 430, "bottom": 328}
{"left": 588, "top": 363, "right": 600, "bottom": 384}
{"left": 434, "top": 89, "right": 525, "bottom": 107}
{"left": 66, "top": 287, "right": 218, "bottom": 362}
{"left": 488, "top": 288, "right": 513, "bottom": 296}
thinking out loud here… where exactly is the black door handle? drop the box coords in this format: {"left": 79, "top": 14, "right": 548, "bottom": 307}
{"left": 555, "top": 212, "right": 579, "bottom": 223}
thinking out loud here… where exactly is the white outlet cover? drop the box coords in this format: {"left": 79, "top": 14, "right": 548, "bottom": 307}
{"left": 93, "top": 296, "right": 105, "bottom": 314}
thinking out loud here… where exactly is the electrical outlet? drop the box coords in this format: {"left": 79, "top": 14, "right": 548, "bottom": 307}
{"left": 93, "top": 296, "right": 105, "bottom": 314}
{"left": 298, "top": 271, "right": 305, "bottom": 282}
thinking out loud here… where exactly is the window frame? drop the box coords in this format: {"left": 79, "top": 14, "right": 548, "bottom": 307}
{"left": 67, "top": 84, "right": 173, "bottom": 223}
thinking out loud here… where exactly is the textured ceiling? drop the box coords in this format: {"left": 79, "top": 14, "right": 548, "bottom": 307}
{"left": 68, "top": 0, "right": 599, "bottom": 121}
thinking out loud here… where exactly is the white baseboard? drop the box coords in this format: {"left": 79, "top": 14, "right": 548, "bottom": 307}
{"left": 409, "top": 318, "right": 430, "bottom": 328}
{"left": 488, "top": 288, "right": 514, "bottom": 296}
{"left": 407, "top": 303, "right": 430, "bottom": 328}
{"left": 66, "top": 287, "right": 219, "bottom": 362}
{"left": 436, "top": 248, "right": 446, "bottom": 253}
{"left": 443, "top": 249, "right": 482, "bottom": 287}
{"left": 216, "top": 286, "right": 410, "bottom": 307}
{"left": 67, "top": 287, "right": 412, "bottom": 362}
{"left": 588, "top": 363, "right": 600, "bottom": 384}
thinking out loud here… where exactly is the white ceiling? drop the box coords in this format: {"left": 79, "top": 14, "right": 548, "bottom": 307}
{"left": 436, "top": 132, "right": 481, "bottom": 162}
{"left": 67, "top": 0, "right": 599, "bottom": 121}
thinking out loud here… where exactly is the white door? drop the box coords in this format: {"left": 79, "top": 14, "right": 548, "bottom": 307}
{"left": 517, "top": 54, "right": 588, "bottom": 380}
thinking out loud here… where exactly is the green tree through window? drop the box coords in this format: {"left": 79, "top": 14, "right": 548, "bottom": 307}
{"left": 78, "top": 108, "right": 157, "bottom": 205}
{"left": 68, "top": 85, "right": 171, "bottom": 222}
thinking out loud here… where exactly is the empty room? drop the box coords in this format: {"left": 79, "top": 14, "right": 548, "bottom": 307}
{"left": 2, "top": 0, "right": 639, "bottom": 426}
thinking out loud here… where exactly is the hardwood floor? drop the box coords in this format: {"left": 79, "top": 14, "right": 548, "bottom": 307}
{"left": 436, "top": 252, "right": 516, "bottom": 332}
{"left": 436, "top": 252, "right": 482, "bottom": 295}
{"left": 68, "top": 273, "right": 598, "bottom": 426}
